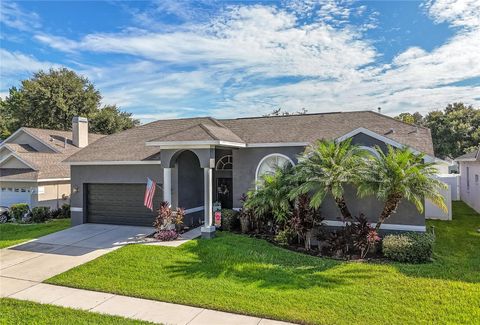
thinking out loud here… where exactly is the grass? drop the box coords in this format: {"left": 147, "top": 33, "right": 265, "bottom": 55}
{"left": 0, "top": 219, "right": 70, "bottom": 249}
{"left": 46, "top": 202, "right": 480, "bottom": 325}
{"left": 0, "top": 298, "right": 154, "bottom": 324}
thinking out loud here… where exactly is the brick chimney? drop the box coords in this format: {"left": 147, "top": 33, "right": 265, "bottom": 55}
{"left": 72, "top": 116, "right": 88, "bottom": 148}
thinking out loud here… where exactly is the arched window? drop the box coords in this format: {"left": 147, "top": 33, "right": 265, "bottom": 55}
{"left": 255, "top": 153, "right": 294, "bottom": 183}
{"left": 359, "top": 146, "right": 380, "bottom": 157}
{"left": 216, "top": 155, "right": 233, "bottom": 170}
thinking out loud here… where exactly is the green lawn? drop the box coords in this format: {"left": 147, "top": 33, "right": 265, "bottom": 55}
{"left": 46, "top": 202, "right": 480, "bottom": 324}
{"left": 0, "top": 298, "right": 154, "bottom": 324}
{"left": 0, "top": 219, "right": 70, "bottom": 249}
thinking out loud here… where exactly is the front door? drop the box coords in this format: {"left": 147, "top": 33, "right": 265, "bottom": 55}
{"left": 216, "top": 178, "right": 232, "bottom": 209}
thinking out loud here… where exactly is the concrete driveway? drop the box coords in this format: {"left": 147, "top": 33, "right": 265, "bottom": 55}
{"left": 0, "top": 224, "right": 154, "bottom": 290}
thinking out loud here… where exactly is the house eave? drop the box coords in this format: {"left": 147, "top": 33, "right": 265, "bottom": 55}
{"left": 66, "top": 160, "right": 162, "bottom": 166}
{"left": 145, "top": 140, "right": 246, "bottom": 148}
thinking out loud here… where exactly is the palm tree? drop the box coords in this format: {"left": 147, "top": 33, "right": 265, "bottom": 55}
{"left": 357, "top": 145, "right": 447, "bottom": 231}
{"left": 290, "top": 139, "right": 366, "bottom": 220}
{"left": 245, "top": 164, "right": 296, "bottom": 224}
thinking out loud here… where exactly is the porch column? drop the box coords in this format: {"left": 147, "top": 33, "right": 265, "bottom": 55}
{"left": 163, "top": 167, "right": 172, "bottom": 206}
{"left": 201, "top": 167, "right": 215, "bottom": 238}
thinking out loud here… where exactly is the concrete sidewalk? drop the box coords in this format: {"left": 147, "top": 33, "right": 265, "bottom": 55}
{"left": 1, "top": 277, "right": 293, "bottom": 325}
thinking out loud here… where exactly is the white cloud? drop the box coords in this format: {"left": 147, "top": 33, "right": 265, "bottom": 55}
{"left": 425, "top": 0, "right": 480, "bottom": 29}
{"left": 0, "top": 49, "right": 58, "bottom": 75}
{"left": 35, "top": 5, "right": 376, "bottom": 81}
{"left": 0, "top": 2, "right": 41, "bottom": 31}
{"left": 4, "top": 0, "right": 480, "bottom": 120}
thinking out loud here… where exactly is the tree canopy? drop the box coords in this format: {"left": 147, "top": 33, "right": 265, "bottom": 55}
{"left": 0, "top": 68, "right": 139, "bottom": 138}
{"left": 394, "top": 103, "right": 480, "bottom": 159}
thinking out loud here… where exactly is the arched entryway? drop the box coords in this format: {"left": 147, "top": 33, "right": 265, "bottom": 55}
{"left": 160, "top": 148, "right": 216, "bottom": 238}
{"left": 173, "top": 150, "right": 204, "bottom": 226}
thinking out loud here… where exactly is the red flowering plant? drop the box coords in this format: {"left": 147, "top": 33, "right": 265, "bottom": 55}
{"left": 153, "top": 201, "right": 185, "bottom": 241}
{"left": 351, "top": 214, "right": 381, "bottom": 258}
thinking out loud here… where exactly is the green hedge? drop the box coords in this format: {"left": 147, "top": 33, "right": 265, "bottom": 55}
{"left": 221, "top": 209, "right": 240, "bottom": 231}
{"left": 9, "top": 203, "right": 30, "bottom": 220}
{"left": 382, "top": 232, "right": 435, "bottom": 263}
{"left": 31, "top": 206, "right": 51, "bottom": 223}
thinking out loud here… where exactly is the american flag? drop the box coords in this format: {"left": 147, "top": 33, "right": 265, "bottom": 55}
{"left": 144, "top": 178, "right": 156, "bottom": 211}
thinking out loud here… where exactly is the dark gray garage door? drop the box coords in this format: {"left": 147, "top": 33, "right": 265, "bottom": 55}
{"left": 86, "top": 183, "right": 160, "bottom": 226}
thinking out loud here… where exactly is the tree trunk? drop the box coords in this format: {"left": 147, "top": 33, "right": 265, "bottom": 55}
{"left": 334, "top": 195, "right": 352, "bottom": 221}
{"left": 375, "top": 195, "right": 402, "bottom": 232}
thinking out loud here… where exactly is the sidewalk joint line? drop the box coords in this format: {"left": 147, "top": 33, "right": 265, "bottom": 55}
{"left": 88, "top": 293, "right": 118, "bottom": 311}
{"left": 186, "top": 308, "right": 206, "bottom": 325}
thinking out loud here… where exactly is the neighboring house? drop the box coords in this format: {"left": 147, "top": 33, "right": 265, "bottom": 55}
{"left": 455, "top": 147, "right": 480, "bottom": 213}
{"left": 0, "top": 117, "right": 104, "bottom": 209}
{"left": 65, "top": 110, "right": 440, "bottom": 237}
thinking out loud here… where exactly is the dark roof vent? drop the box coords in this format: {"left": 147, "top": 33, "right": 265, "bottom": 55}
{"left": 385, "top": 128, "right": 394, "bottom": 135}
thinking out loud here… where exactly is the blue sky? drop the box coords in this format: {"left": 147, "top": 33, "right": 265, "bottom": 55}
{"left": 1, "top": 0, "right": 479, "bottom": 122}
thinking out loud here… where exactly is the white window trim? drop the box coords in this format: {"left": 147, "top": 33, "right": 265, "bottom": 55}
{"left": 359, "top": 145, "right": 380, "bottom": 157}
{"left": 215, "top": 155, "right": 233, "bottom": 170}
{"left": 255, "top": 153, "right": 295, "bottom": 184}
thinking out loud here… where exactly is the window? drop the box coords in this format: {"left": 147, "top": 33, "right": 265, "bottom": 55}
{"left": 37, "top": 186, "right": 45, "bottom": 194}
{"left": 475, "top": 174, "right": 479, "bottom": 184}
{"left": 216, "top": 155, "right": 233, "bottom": 170}
{"left": 255, "top": 153, "right": 294, "bottom": 184}
{"left": 466, "top": 167, "right": 470, "bottom": 189}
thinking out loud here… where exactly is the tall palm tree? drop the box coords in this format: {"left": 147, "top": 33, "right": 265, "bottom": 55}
{"left": 245, "top": 164, "right": 296, "bottom": 224}
{"left": 290, "top": 139, "right": 366, "bottom": 220}
{"left": 357, "top": 145, "right": 447, "bottom": 231}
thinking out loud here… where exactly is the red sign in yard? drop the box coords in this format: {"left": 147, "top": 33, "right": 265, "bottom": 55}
{"left": 215, "top": 211, "right": 221, "bottom": 227}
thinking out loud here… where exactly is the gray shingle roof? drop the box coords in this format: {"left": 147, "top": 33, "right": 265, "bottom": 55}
{"left": 455, "top": 147, "right": 480, "bottom": 161}
{"left": 1, "top": 128, "right": 105, "bottom": 181}
{"left": 65, "top": 110, "right": 435, "bottom": 163}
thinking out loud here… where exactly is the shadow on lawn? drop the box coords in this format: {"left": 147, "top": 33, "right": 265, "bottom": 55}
{"left": 390, "top": 201, "right": 480, "bottom": 284}
{"left": 166, "top": 202, "right": 479, "bottom": 287}
{"left": 166, "top": 233, "right": 376, "bottom": 290}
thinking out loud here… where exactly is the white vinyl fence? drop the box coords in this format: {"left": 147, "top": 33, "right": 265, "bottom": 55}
{"left": 425, "top": 175, "right": 459, "bottom": 220}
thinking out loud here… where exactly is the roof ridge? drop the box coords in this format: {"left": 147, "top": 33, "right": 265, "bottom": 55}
{"left": 207, "top": 117, "right": 226, "bottom": 128}
{"left": 367, "top": 111, "right": 431, "bottom": 131}
{"left": 198, "top": 123, "right": 219, "bottom": 140}
{"left": 220, "top": 110, "right": 372, "bottom": 121}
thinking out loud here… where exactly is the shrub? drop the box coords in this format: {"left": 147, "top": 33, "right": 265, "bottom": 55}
{"left": 60, "top": 204, "right": 71, "bottom": 218}
{"left": 31, "top": 206, "right": 51, "bottom": 223}
{"left": 221, "top": 209, "right": 239, "bottom": 231}
{"left": 238, "top": 194, "right": 253, "bottom": 233}
{"left": 351, "top": 214, "right": 380, "bottom": 258}
{"left": 10, "top": 203, "right": 30, "bottom": 221}
{"left": 154, "top": 201, "right": 185, "bottom": 232}
{"left": 382, "top": 232, "right": 435, "bottom": 263}
{"left": 274, "top": 228, "right": 296, "bottom": 246}
{"left": 289, "top": 195, "right": 323, "bottom": 250}
{"left": 50, "top": 208, "right": 62, "bottom": 219}
{"left": 154, "top": 230, "right": 179, "bottom": 241}
{"left": 0, "top": 214, "right": 8, "bottom": 224}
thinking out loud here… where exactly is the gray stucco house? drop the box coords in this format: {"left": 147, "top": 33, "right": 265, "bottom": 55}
{"left": 455, "top": 146, "right": 480, "bottom": 213}
{"left": 65, "top": 110, "right": 437, "bottom": 237}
